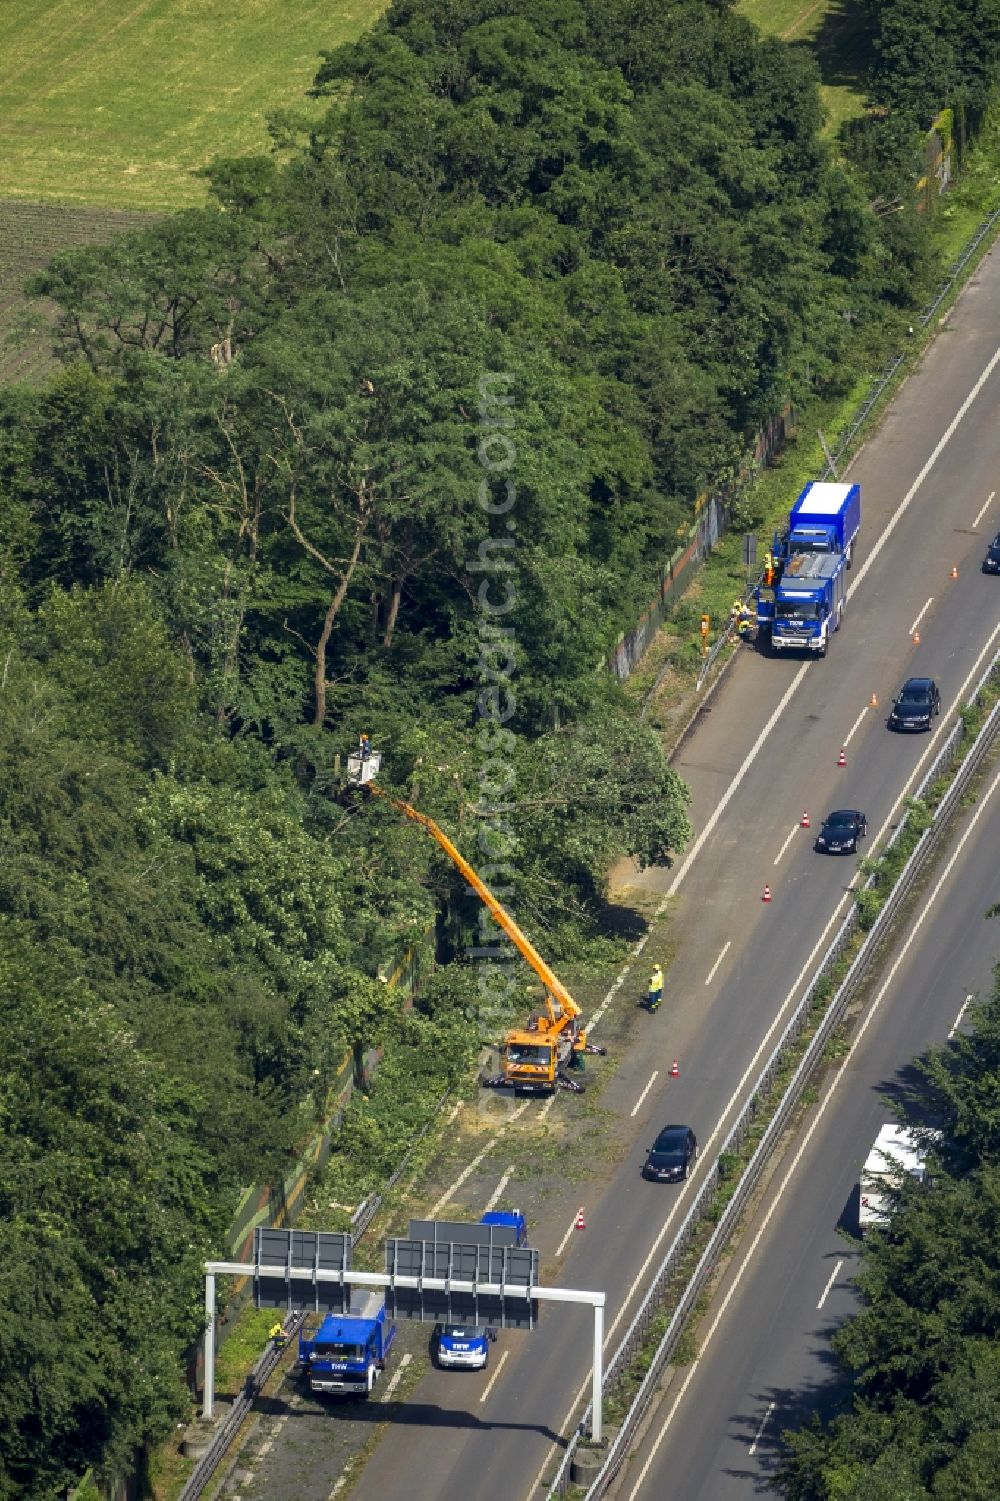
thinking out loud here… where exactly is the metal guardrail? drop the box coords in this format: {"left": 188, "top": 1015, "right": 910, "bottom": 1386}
{"left": 183, "top": 204, "right": 1000, "bottom": 1501}
{"left": 547, "top": 652, "right": 1000, "bottom": 1496}
{"left": 176, "top": 1313, "right": 305, "bottom": 1501}
{"left": 177, "top": 1086, "right": 453, "bottom": 1499}
{"left": 919, "top": 200, "right": 1000, "bottom": 329}
{"left": 693, "top": 592, "right": 759, "bottom": 693}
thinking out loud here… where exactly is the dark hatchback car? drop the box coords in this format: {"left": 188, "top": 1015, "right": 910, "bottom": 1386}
{"left": 815, "top": 809, "right": 867, "bottom": 854}
{"left": 888, "top": 676, "right": 941, "bottom": 731}
{"left": 984, "top": 532, "right": 1000, "bottom": 574}
{"left": 643, "top": 1125, "right": 697, "bottom": 1183}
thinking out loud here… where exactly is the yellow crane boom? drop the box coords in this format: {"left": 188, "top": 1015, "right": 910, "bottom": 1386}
{"left": 369, "top": 787, "right": 580, "bottom": 1026}
{"left": 346, "top": 740, "right": 604, "bottom": 1095}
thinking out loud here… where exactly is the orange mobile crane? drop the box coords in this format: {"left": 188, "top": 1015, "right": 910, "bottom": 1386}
{"left": 347, "top": 739, "right": 606, "bottom": 1095}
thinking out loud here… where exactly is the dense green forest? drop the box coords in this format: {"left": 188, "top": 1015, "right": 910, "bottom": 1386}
{"left": 2, "top": 0, "right": 1000, "bottom": 1493}
{"left": 776, "top": 963, "right": 1000, "bottom": 1501}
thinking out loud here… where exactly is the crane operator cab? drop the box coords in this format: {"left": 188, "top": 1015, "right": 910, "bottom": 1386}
{"left": 495, "top": 1002, "right": 590, "bottom": 1095}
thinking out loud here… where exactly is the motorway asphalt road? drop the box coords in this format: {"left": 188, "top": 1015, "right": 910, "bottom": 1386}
{"left": 621, "top": 753, "right": 1000, "bottom": 1501}
{"left": 240, "top": 248, "right": 1000, "bottom": 1501}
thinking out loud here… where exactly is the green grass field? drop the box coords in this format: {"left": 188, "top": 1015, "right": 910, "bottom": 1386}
{"left": 0, "top": 0, "right": 388, "bottom": 210}
{"left": 738, "top": 0, "right": 871, "bottom": 137}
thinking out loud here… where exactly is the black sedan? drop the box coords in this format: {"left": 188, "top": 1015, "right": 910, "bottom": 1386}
{"left": 815, "top": 809, "right": 867, "bottom": 854}
{"left": 888, "top": 676, "right": 941, "bottom": 731}
{"left": 984, "top": 532, "right": 1000, "bottom": 574}
{"left": 643, "top": 1124, "right": 697, "bottom": 1183}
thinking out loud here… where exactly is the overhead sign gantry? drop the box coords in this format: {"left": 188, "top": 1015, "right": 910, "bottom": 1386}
{"left": 202, "top": 1221, "right": 606, "bottom": 1439}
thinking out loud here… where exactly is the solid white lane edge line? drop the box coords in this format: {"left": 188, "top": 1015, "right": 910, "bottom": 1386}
{"left": 592, "top": 516, "right": 1000, "bottom": 1041}
{"left": 908, "top": 596, "right": 934, "bottom": 637}
{"left": 590, "top": 952, "right": 645, "bottom": 1031}
{"left": 484, "top": 1168, "right": 514, "bottom": 1213}
{"left": 843, "top": 704, "right": 868, "bottom": 747}
{"left": 948, "top": 993, "right": 973, "bottom": 1040}
{"left": 565, "top": 372, "right": 1000, "bottom": 1501}
{"left": 668, "top": 347, "right": 1000, "bottom": 913}
{"left": 773, "top": 827, "right": 798, "bottom": 867}
{"left": 625, "top": 758, "right": 1000, "bottom": 1500}
{"left": 479, "top": 1350, "right": 510, "bottom": 1404}
{"left": 526, "top": 536, "right": 1000, "bottom": 1497}
{"left": 631, "top": 1072, "right": 660, "bottom": 1119}
{"left": 748, "top": 1401, "right": 775, "bottom": 1457}
{"left": 705, "top": 940, "right": 732, "bottom": 984}
{"left": 816, "top": 1258, "right": 844, "bottom": 1310}
{"left": 848, "top": 347, "right": 1000, "bottom": 600}
{"left": 539, "top": 1091, "right": 559, "bottom": 1120}
{"left": 663, "top": 346, "right": 1000, "bottom": 912}
{"left": 973, "top": 490, "right": 995, "bottom": 529}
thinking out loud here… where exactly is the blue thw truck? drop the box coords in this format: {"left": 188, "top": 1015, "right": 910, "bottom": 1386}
{"left": 298, "top": 1292, "right": 396, "bottom": 1397}
{"left": 757, "top": 481, "right": 861, "bottom": 656}
{"left": 432, "top": 1211, "right": 527, "bottom": 1370}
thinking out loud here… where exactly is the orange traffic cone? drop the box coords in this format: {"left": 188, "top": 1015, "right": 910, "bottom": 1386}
{"left": 670, "top": 1058, "right": 680, "bottom": 1077}
{"left": 950, "top": 565, "right": 959, "bottom": 579}
{"left": 762, "top": 884, "right": 772, "bottom": 903}
{"left": 913, "top": 629, "right": 921, "bottom": 645}
{"left": 869, "top": 692, "right": 878, "bottom": 708}
{"left": 801, "top": 810, "right": 810, "bottom": 828}
{"left": 575, "top": 1206, "right": 586, "bottom": 1230}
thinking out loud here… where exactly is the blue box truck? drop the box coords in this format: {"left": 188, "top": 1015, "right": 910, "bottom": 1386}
{"left": 757, "top": 481, "right": 861, "bottom": 655}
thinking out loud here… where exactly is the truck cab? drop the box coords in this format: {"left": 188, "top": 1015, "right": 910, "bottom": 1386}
{"left": 298, "top": 1293, "right": 396, "bottom": 1397}
{"left": 772, "top": 551, "right": 846, "bottom": 655}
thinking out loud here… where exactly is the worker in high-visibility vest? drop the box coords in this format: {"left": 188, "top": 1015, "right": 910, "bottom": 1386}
{"left": 647, "top": 965, "right": 664, "bottom": 1013}
{"left": 763, "top": 552, "right": 776, "bottom": 587}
